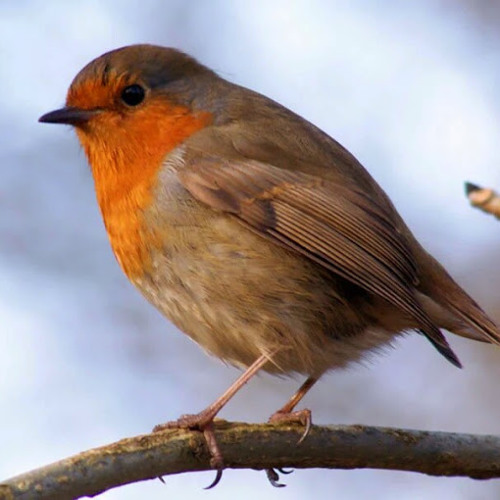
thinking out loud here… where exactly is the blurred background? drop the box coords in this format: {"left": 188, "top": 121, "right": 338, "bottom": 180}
{"left": 2, "top": 1, "right": 500, "bottom": 498}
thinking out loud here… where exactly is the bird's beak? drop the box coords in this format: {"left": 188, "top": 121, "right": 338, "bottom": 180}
{"left": 39, "top": 106, "right": 99, "bottom": 126}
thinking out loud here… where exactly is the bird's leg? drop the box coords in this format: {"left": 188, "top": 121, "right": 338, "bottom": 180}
{"left": 268, "top": 376, "right": 318, "bottom": 443}
{"left": 154, "top": 350, "right": 277, "bottom": 487}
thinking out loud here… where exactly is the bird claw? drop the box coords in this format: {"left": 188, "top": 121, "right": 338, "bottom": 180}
{"left": 268, "top": 408, "right": 312, "bottom": 443}
{"left": 204, "top": 468, "right": 224, "bottom": 489}
{"left": 265, "top": 468, "right": 287, "bottom": 487}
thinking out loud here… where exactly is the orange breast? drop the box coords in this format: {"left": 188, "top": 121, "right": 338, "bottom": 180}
{"left": 77, "top": 101, "right": 212, "bottom": 279}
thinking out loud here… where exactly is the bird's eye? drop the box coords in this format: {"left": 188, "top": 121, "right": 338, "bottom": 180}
{"left": 121, "top": 84, "right": 145, "bottom": 106}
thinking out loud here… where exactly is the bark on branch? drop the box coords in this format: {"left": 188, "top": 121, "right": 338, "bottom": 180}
{"left": 1, "top": 421, "right": 500, "bottom": 499}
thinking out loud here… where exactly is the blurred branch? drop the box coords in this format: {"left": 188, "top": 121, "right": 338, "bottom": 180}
{"left": 2, "top": 422, "right": 500, "bottom": 499}
{"left": 465, "top": 182, "right": 500, "bottom": 219}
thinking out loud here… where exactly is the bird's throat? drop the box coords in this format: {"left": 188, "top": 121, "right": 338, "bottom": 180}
{"left": 77, "top": 105, "right": 212, "bottom": 278}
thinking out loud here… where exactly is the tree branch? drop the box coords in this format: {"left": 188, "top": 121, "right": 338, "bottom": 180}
{"left": 1, "top": 421, "right": 500, "bottom": 499}
{"left": 465, "top": 182, "right": 500, "bottom": 218}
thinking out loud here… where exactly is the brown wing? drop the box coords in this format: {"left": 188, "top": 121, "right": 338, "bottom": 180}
{"left": 179, "top": 154, "right": 461, "bottom": 367}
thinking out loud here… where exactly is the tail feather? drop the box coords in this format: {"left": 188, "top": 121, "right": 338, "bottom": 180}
{"left": 416, "top": 251, "right": 500, "bottom": 346}
{"left": 446, "top": 302, "right": 500, "bottom": 346}
{"left": 418, "top": 329, "right": 462, "bottom": 368}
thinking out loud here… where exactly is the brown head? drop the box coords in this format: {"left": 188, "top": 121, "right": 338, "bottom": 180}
{"left": 39, "top": 44, "right": 217, "bottom": 199}
{"left": 39, "top": 45, "right": 219, "bottom": 277}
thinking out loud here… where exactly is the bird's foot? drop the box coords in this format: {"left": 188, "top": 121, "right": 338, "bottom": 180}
{"left": 263, "top": 408, "right": 311, "bottom": 487}
{"left": 153, "top": 411, "right": 224, "bottom": 489}
{"left": 268, "top": 408, "right": 312, "bottom": 444}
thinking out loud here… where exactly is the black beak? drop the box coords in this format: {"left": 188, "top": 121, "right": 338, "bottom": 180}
{"left": 39, "top": 106, "right": 98, "bottom": 126}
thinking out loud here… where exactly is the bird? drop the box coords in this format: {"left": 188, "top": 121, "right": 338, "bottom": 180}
{"left": 40, "top": 44, "right": 500, "bottom": 486}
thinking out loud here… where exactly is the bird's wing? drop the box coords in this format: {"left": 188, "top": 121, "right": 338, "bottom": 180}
{"left": 178, "top": 153, "right": 461, "bottom": 367}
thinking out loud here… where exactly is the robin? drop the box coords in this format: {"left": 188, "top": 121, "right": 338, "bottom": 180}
{"left": 40, "top": 44, "right": 500, "bottom": 486}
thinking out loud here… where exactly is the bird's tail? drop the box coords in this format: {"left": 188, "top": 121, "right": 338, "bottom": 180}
{"left": 417, "top": 252, "right": 500, "bottom": 347}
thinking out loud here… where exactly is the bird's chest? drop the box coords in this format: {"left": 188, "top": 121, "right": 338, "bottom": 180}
{"left": 98, "top": 161, "right": 195, "bottom": 281}
{"left": 102, "top": 164, "right": 239, "bottom": 329}
{"left": 99, "top": 183, "right": 162, "bottom": 280}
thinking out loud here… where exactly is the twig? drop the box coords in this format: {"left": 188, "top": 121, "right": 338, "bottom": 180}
{"left": 465, "top": 182, "right": 500, "bottom": 218}
{"left": 1, "top": 421, "right": 500, "bottom": 499}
